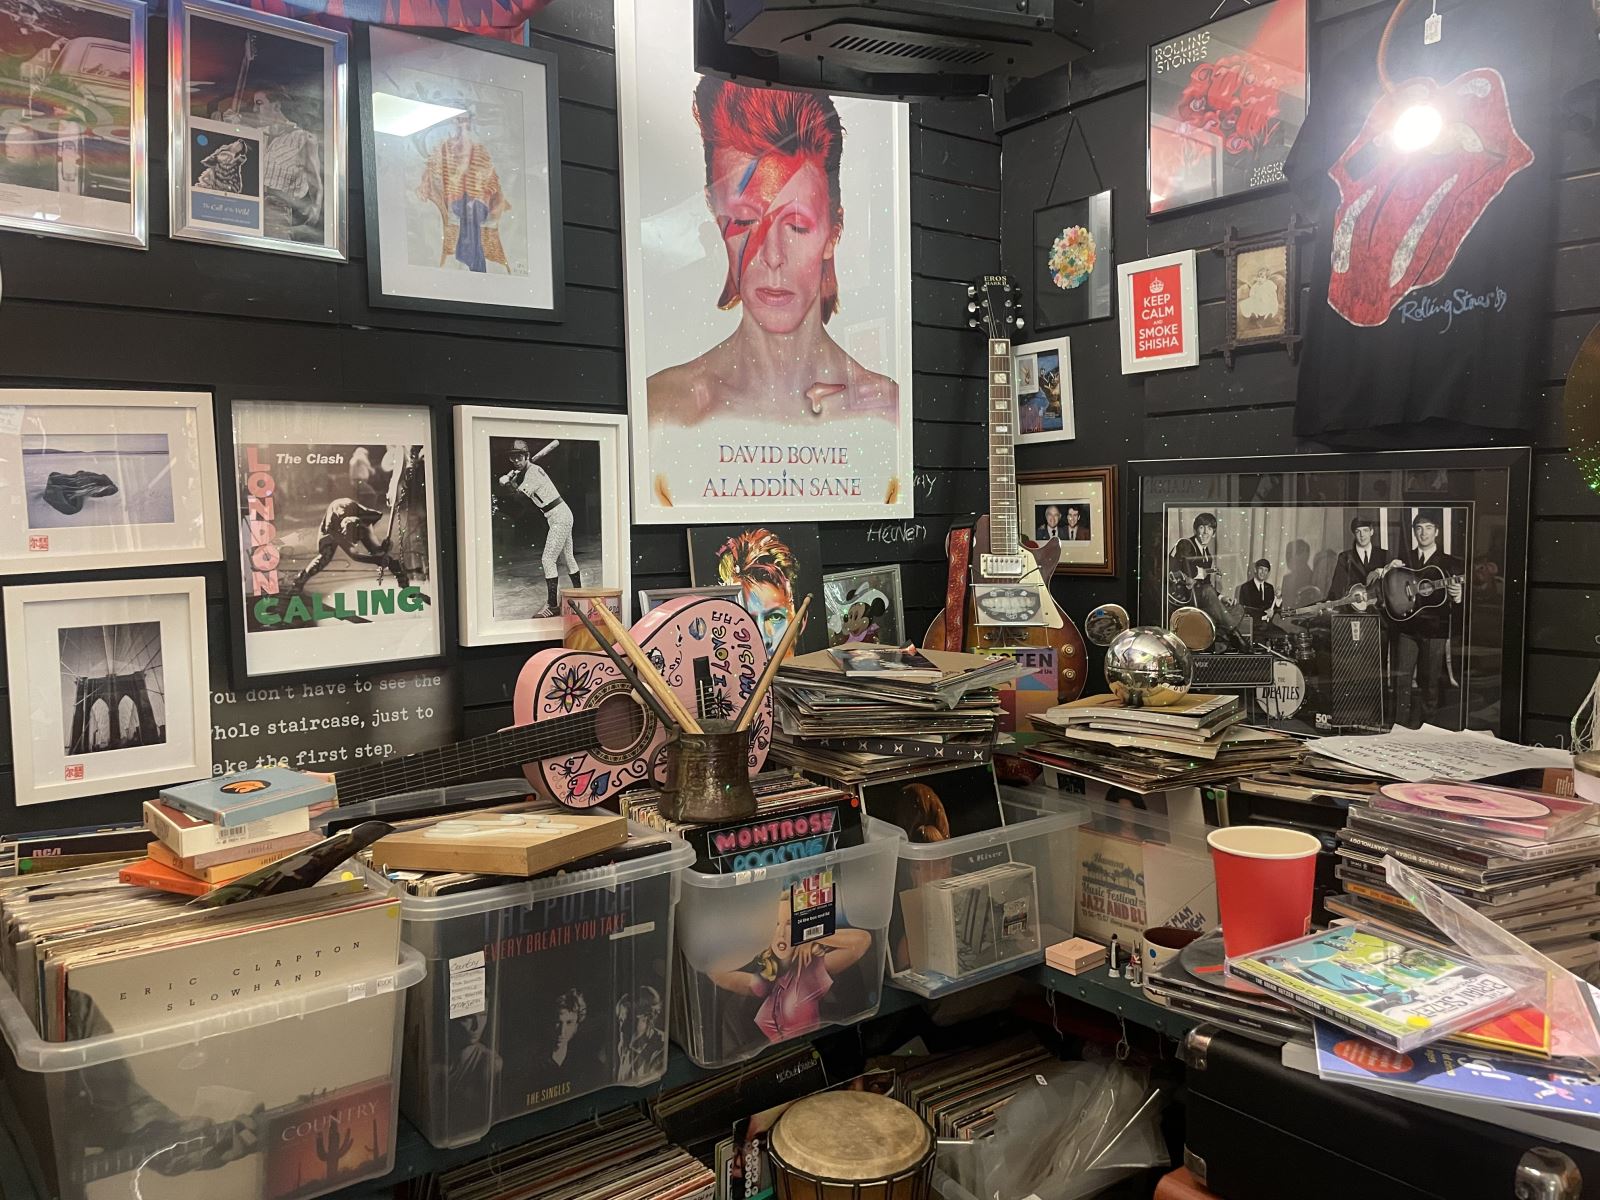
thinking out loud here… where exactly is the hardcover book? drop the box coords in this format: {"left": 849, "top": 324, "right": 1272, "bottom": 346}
{"left": 160, "top": 769, "right": 333, "bottom": 829}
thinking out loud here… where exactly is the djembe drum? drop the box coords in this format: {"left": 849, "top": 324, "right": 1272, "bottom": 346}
{"left": 769, "top": 1092, "right": 935, "bottom": 1200}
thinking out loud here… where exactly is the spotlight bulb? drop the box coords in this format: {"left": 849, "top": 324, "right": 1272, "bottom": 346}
{"left": 1392, "top": 103, "right": 1442, "bottom": 152}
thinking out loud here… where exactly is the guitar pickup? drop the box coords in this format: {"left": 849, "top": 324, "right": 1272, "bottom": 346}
{"left": 979, "top": 555, "right": 1028, "bottom": 579}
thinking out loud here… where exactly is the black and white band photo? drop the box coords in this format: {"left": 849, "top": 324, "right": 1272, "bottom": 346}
{"left": 491, "top": 435, "right": 600, "bottom": 620}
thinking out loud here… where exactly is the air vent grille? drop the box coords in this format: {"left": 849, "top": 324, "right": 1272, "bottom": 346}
{"left": 827, "top": 31, "right": 991, "bottom": 67}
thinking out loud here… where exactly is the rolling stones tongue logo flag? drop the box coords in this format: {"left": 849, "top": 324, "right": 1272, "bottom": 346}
{"left": 1328, "top": 69, "right": 1533, "bottom": 327}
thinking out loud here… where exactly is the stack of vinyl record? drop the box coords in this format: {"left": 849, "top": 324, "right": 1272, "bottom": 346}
{"left": 1232, "top": 752, "right": 1389, "bottom": 807}
{"left": 890, "top": 1035, "right": 1055, "bottom": 1140}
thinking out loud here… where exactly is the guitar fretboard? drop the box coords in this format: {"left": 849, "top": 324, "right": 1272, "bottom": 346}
{"left": 988, "top": 337, "right": 1018, "bottom": 557}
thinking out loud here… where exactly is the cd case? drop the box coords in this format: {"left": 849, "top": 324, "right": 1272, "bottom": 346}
{"left": 1372, "top": 782, "right": 1597, "bottom": 842}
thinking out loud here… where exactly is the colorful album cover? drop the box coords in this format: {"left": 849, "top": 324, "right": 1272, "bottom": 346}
{"left": 265, "top": 1077, "right": 393, "bottom": 1199}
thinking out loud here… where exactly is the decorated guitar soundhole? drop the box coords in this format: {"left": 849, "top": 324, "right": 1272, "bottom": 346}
{"left": 512, "top": 595, "right": 772, "bottom": 808}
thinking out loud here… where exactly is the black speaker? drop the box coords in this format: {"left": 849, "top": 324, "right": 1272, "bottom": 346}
{"left": 1192, "top": 653, "right": 1276, "bottom": 688}
{"left": 1330, "top": 613, "right": 1385, "bottom": 730}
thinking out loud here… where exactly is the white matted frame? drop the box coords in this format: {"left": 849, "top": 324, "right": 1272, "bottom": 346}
{"left": 455, "top": 405, "right": 631, "bottom": 647}
{"left": 1012, "top": 336, "right": 1075, "bottom": 447}
{"left": 4, "top": 576, "right": 211, "bottom": 807}
{"left": 0, "top": 389, "right": 222, "bottom": 575}
{"left": 1118, "top": 250, "right": 1199, "bottom": 374}
{"left": 616, "top": 0, "right": 913, "bottom": 525}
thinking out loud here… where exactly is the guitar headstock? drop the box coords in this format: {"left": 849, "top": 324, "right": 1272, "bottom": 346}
{"left": 967, "top": 275, "right": 1024, "bottom": 341}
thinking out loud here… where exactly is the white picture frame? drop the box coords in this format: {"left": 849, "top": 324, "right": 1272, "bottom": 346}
{"left": 4, "top": 577, "right": 211, "bottom": 807}
{"left": 455, "top": 405, "right": 631, "bottom": 647}
{"left": 1012, "top": 336, "right": 1076, "bottom": 446}
{"left": 616, "top": 0, "right": 914, "bottom": 525}
{"left": 1118, "top": 250, "right": 1199, "bottom": 374}
{"left": 0, "top": 389, "right": 222, "bottom": 575}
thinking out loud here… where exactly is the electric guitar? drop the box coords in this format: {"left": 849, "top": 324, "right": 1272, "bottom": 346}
{"left": 1378, "top": 564, "right": 1463, "bottom": 621}
{"left": 1281, "top": 584, "right": 1371, "bottom": 620}
{"left": 924, "top": 274, "right": 1086, "bottom": 707}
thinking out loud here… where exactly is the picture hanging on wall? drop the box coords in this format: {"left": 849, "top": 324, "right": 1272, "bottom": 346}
{"left": 1147, "top": 0, "right": 1309, "bottom": 216}
{"left": 222, "top": 396, "right": 443, "bottom": 680}
{"left": 1220, "top": 221, "right": 1309, "bottom": 367}
{"left": 168, "top": 0, "right": 347, "bottom": 259}
{"left": 1032, "top": 190, "right": 1113, "bottom": 329}
{"left": 1012, "top": 337, "right": 1075, "bottom": 446}
{"left": 823, "top": 564, "right": 905, "bottom": 647}
{"left": 356, "top": 26, "right": 564, "bottom": 321}
{"left": 616, "top": 0, "right": 913, "bottom": 524}
{"left": 455, "top": 405, "right": 630, "bottom": 647}
{"left": 1017, "top": 466, "right": 1116, "bottom": 577}
{"left": 0, "top": 389, "right": 222, "bottom": 575}
{"left": 1118, "top": 250, "right": 1199, "bottom": 374}
{"left": 0, "top": 0, "right": 147, "bottom": 248}
{"left": 4, "top": 577, "right": 211, "bottom": 807}
{"left": 687, "top": 523, "right": 826, "bottom": 657}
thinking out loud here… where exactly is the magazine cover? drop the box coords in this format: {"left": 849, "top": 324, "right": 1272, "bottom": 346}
{"left": 1226, "top": 926, "right": 1522, "bottom": 1052}
{"left": 1372, "top": 782, "right": 1597, "bottom": 842}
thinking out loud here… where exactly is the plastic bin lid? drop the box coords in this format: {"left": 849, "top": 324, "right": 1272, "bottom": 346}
{"left": 866, "top": 792, "right": 1085, "bottom": 862}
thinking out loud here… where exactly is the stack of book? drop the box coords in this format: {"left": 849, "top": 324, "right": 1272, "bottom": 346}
{"left": 128, "top": 766, "right": 331, "bottom": 897}
{"left": 1022, "top": 694, "right": 1302, "bottom": 793}
{"left": 767, "top": 647, "right": 1018, "bottom": 786}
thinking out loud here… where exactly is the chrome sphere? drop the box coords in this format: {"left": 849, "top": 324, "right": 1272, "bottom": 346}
{"left": 1104, "top": 627, "right": 1193, "bottom": 708}
{"left": 1084, "top": 603, "right": 1131, "bottom": 648}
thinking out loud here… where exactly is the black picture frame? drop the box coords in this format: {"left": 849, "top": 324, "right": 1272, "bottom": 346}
{"left": 1146, "top": 0, "right": 1309, "bottom": 218}
{"left": 1217, "top": 218, "right": 1313, "bottom": 366}
{"left": 1032, "top": 189, "right": 1115, "bottom": 331}
{"left": 355, "top": 25, "right": 565, "bottom": 322}
{"left": 1129, "top": 449, "right": 1531, "bottom": 740}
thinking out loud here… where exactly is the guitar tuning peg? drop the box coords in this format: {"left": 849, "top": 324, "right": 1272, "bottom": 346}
{"left": 966, "top": 284, "right": 978, "bottom": 297}
{"left": 967, "top": 302, "right": 977, "bottom": 313}
{"left": 1003, "top": 297, "right": 1012, "bottom": 307}
{"left": 968, "top": 318, "right": 978, "bottom": 328}
{"left": 1014, "top": 315, "right": 1026, "bottom": 328}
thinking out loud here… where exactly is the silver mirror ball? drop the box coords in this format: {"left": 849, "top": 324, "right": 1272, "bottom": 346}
{"left": 1104, "top": 627, "right": 1193, "bottom": 708}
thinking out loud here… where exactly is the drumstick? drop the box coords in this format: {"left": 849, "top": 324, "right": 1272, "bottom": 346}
{"left": 567, "top": 599, "right": 678, "bottom": 732}
{"left": 735, "top": 594, "right": 811, "bottom": 733}
{"left": 590, "top": 601, "right": 704, "bottom": 734}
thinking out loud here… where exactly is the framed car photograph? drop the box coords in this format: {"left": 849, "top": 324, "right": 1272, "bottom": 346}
{"left": 1012, "top": 336, "right": 1075, "bottom": 446}
{"left": 1033, "top": 189, "right": 1113, "bottom": 330}
{"left": 0, "top": 0, "right": 147, "bottom": 248}
{"left": 1018, "top": 466, "right": 1116, "bottom": 576}
{"left": 823, "top": 564, "right": 905, "bottom": 647}
{"left": 0, "top": 389, "right": 222, "bottom": 575}
{"left": 168, "top": 0, "right": 346, "bottom": 259}
{"left": 4, "top": 576, "right": 211, "bottom": 807}
{"left": 222, "top": 395, "right": 443, "bottom": 680}
{"left": 356, "top": 25, "right": 564, "bottom": 320}
{"left": 455, "top": 405, "right": 629, "bottom": 647}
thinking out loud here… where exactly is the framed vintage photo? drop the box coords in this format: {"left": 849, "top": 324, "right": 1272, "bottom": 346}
{"left": 687, "top": 523, "right": 826, "bottom": 657}
{"left": 1118, "top": 250, "right": 1199, "bottom": 374}
{"left": 1220, "top": 221, "right": 1310, "bottom": 366}
{"left": 1033, "top": 190, "right": 1113, "bottom": 330}
{"left": 4, "top": 577, "right": 210, "bottom": 807}
{"left": 616, "top": 0, "right": 913, "bottom": 524}
{"left": 638, "top": 585, "right": 739, "bottom": 616}
{"left": 0, "top": 0, "right": 147, "bottom": 248}
{"left": 1131, "top": 449, "right": 1531, "bottom": 739}
{"left": 168, "top": 0, "right": 346, "bottom": 259}
{"left": 1013, "top": 337, "right": 1075, "bottom": 446}
{"left": 1018, "top": 466, "right": 1116, "bottom": 577}
{"left": 356, "top": 26, "right": 563, "bottom": 320}
{"left": 823, "top": 565, "right": 905, "bottom": 648}
{"left": 455, "top": 405, "right": 628, "bottom": 647}
{"left": 1147, "top": 0, "right": 1308, "bottom": 216}
{"left": 222, "top": 395, "right": 443, "bottom": 680}
{"left": 0, "top": 389, "right": 222, "bottom": 575}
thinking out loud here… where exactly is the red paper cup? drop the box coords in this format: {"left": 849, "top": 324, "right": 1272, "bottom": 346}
{"left": 1206, "top": 826, "right": 1321, "bottom": 960}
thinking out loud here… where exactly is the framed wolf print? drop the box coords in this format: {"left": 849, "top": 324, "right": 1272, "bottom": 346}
{"left": 1131, "top": 449, "right": 1530, "bottom": 739}
{"left": 0, "top": 0, "right": 147, "bottom": 248}
{"left": 455, "top": 405, "right": 629, "bottom": 647}
{"left": 357, "top": 26, "right": 563, "bottom": 320}
{"left": 168, "top": 0, "right": 346, "bottom": 259}
{"left": 222, "top": 396, "right": 443, "bottom": 680}
{"left": 616, "top": 0, "right": 913, "bottom": 524}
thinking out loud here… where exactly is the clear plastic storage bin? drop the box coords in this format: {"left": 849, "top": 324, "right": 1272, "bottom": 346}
{"left": 874, "top": 789, "right": 1087, "bottom": 998}
{"left": 671, "top": 829, "right": 898, "bottom": 1069}
{"left": 0, "top": 944, "right": 424, "bottom": 1200}
{"left": 397, "top": 828, "right": 694, "bottom": 1148}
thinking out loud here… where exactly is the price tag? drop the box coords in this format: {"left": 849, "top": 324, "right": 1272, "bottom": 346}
{"left": 449, "top": 967, "right": 487, "bottom": 1019}
{"left": 1424, "top": 11, "right": 1442, "bottom": 43}
{"left": 449, "top": 950, "right": 485, "bottom": 974}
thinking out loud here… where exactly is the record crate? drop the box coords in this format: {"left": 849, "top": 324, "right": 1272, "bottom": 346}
{"left": 0, "top": 943, "right": 424, "bottom": 1200}
{"left": 871, "top": 788, "right": 1088, "bottom": 999}
{"left": 671, "top": 828, "right": 899, "bottom": 1069}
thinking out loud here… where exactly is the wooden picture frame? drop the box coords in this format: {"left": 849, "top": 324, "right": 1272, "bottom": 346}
{"left": 1218, "top": 218, "right": 1313, "bottom": 367}
{"left": 1017, "top": 466, "right": 1117, "bottom": 577}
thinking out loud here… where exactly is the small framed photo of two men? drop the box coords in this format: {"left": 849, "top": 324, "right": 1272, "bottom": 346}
{"left": 1017, "top": 467, "right": 1116, "bottom": 577}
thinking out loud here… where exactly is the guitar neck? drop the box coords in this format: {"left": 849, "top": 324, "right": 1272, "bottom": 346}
{"left": 988, "top": 336, "right": 1018, "bottom": 557}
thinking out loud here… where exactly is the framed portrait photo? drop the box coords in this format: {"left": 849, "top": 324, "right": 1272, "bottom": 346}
{"left": 357, "top": 26, "right": 563, "bottom": 320}
{"left": 1012, "top": 337, "right": 1075, "bottom": 446}
{"left": 4, "top": 577, "right": 210, "bottom": 807}
{"left": 0, "top": 0, "right": 147, "bottom": 248}
{"left": 0, "top": 389, "right": 221, "bottom": 575}
{"left": 1220, "top": 222, "right": 1309, "bottom": 366}
{"left": 455, "top": 405, "right": 629, "bottom": 647}
{"left": 823, "top": 565, "right": 905, "bottom": 648}
{"left": 687, "top": 522, "right": 826, "bottom": 657}
{"left": 168, "top": 0, "right": 346, "bottom": 259}
{"left": 616, "top": 0, "right": 913, "bottom": 524}
{"left": 1118, "top": 250, "right": 1199, "bottom": 375}
{"left": 1147, "top": 0, "right": 1308, "bottom": 216}
{"left": 1018, "top": 467, "right": 1116, "bottom": 576}
{"left": 1033, "top": 190, "right": 1113, "bottom": 330}
{"left": 638, "top": 585, "right": 739, "bottom": 616}
{"left": 222, "top": 396, "right": 443, "bottom": 680}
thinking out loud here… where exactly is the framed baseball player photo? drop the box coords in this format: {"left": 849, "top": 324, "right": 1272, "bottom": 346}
{"left": 455, "top": 405, "right": 630, "bottom": 647}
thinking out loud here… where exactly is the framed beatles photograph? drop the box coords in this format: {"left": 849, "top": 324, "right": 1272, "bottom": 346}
{"left": 1012, "top": 337, "right": 1075, "bottom": 446}
{"left": 638, "top": 585, "right": 739, "bottom": 616}
{"left": 0, "top": 0, "right": 147, "bottom": 248}
{"left": 687, "top": 522, "right": 826, "bottom": 657}
{"left": 0, "top": 389, "right": 222, "bottom": 575}
{"left": 1018, "top": 466, "right": 1116, "bottom": 577}
{"left": 1118, "top": 250, "right": 1198, "bottom": 374}
{"left": 1033, "top": 190, "right": 1113, "bottom": 330}
{"left": 1147, "top": 0, "right": 1308, "bottom": 215}
{"left": 1131, "top": 449, "right": 1531, "bottom": 739}
{"left": 455, "top": 405, "right": 629, "bottom": 647}
{"left": 616, "top": 0, "right": 913, "bottom": 524}
{"left": 4, "top": 577, "right": 210, "bottom": 807}
{"left": 168, "top": 0, "right": 346, "bottom": 259}
{"left": 357, "top": 26, "right": 563, "bottom": 320}
{"left": 222, "top": 395, "right": 443, "bottom": 680}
